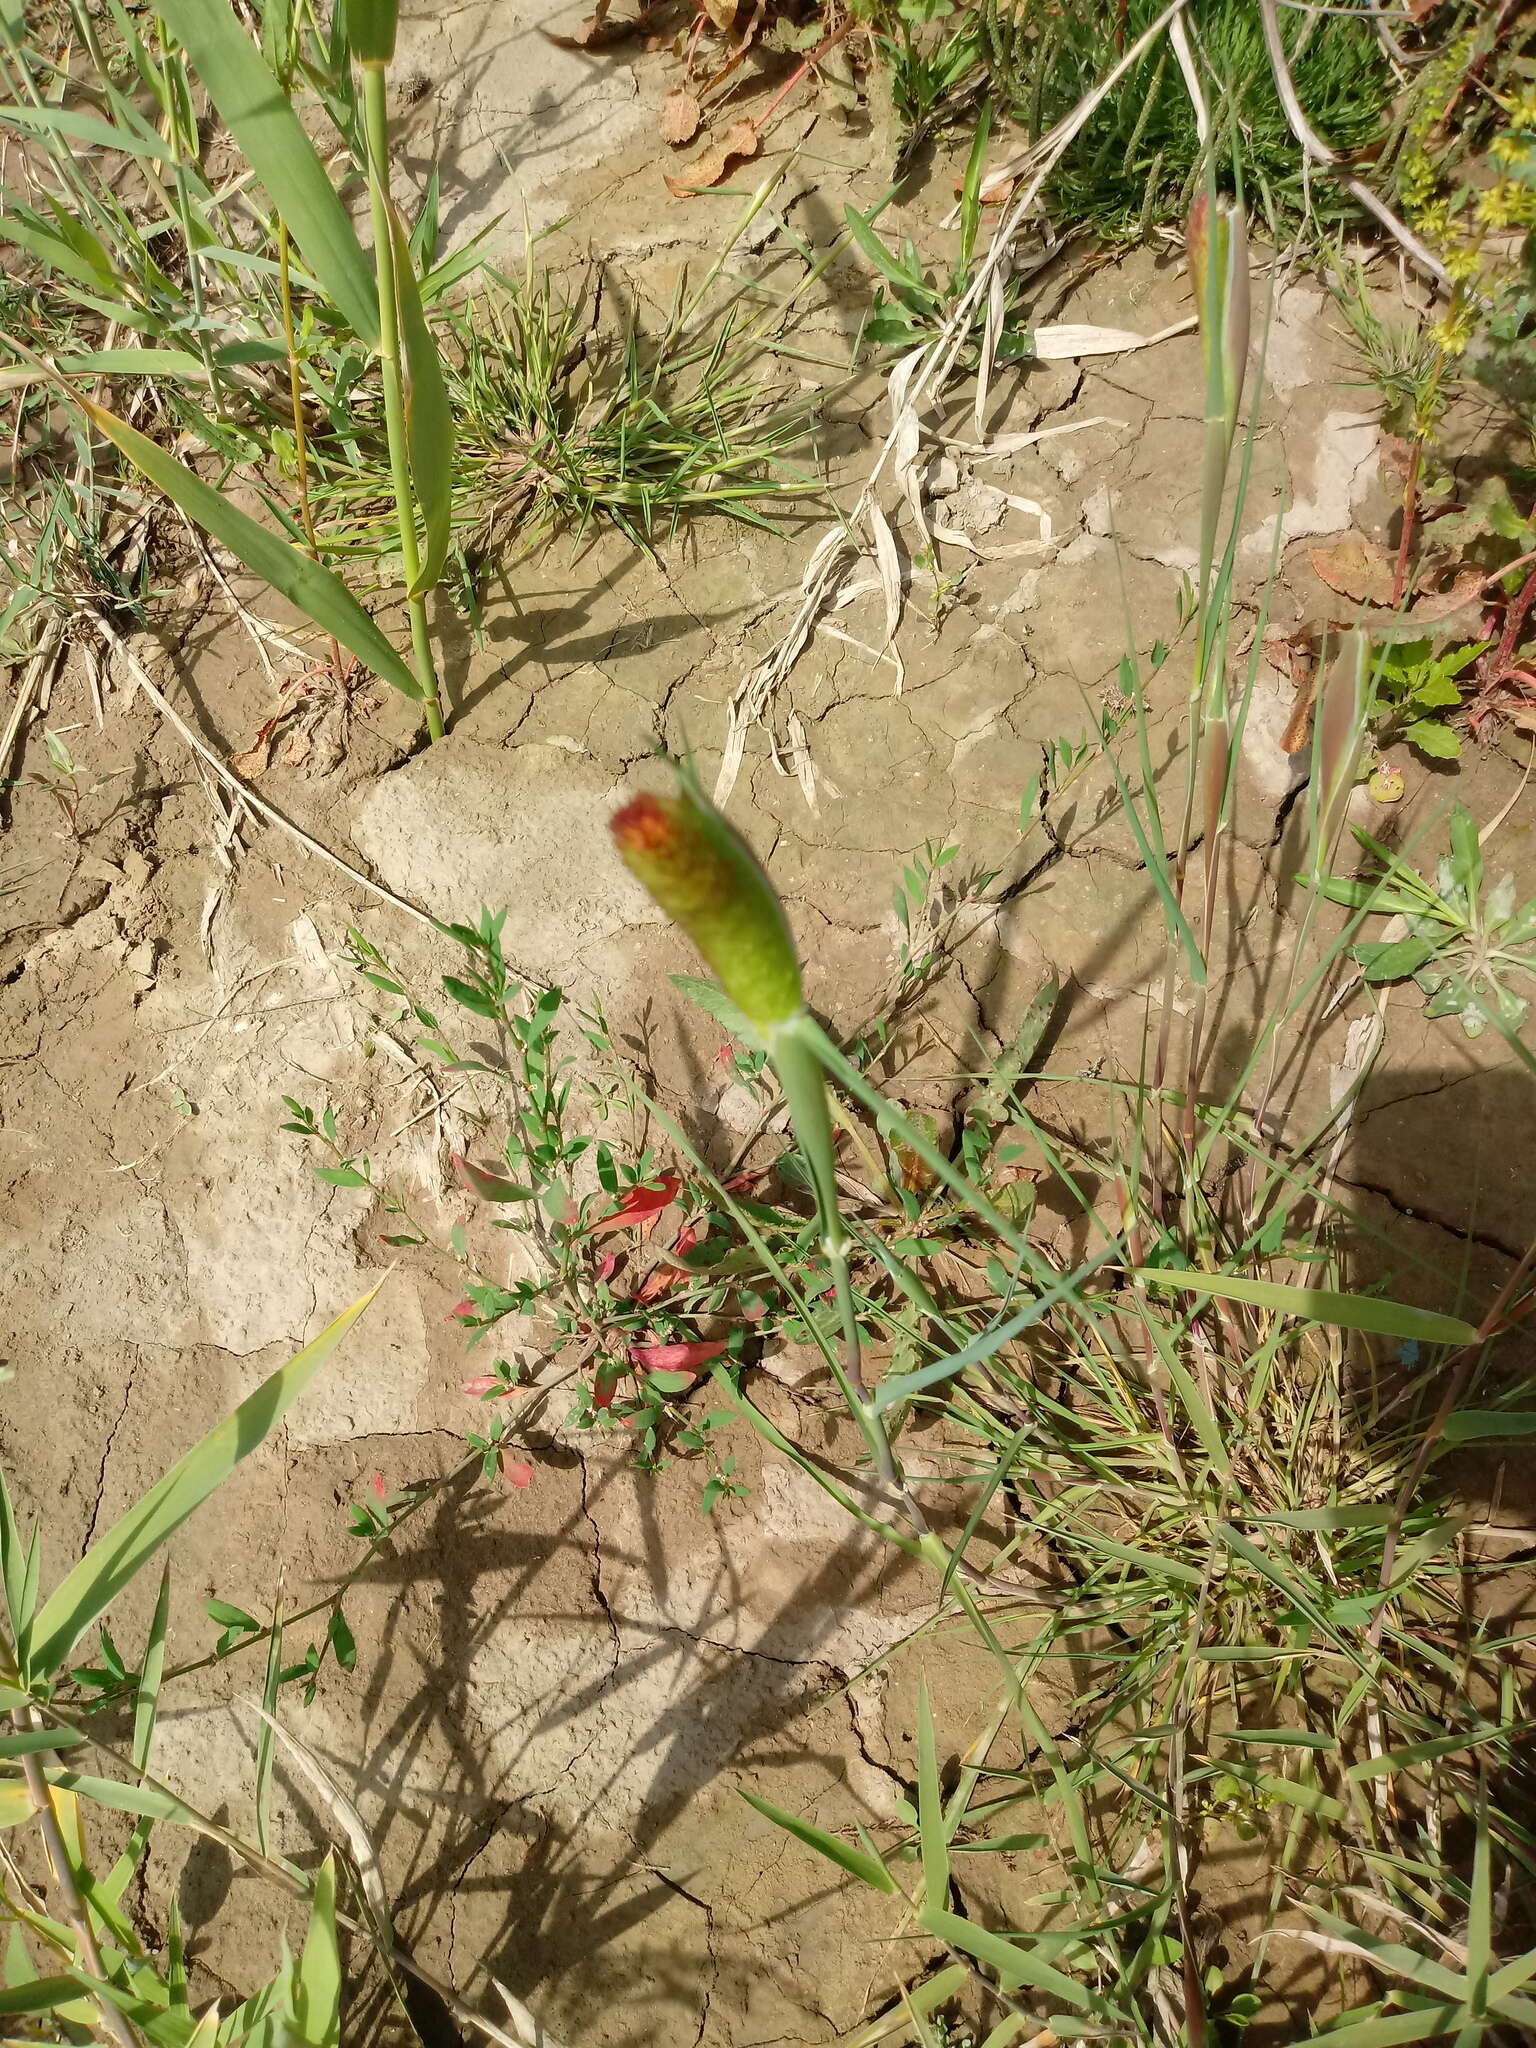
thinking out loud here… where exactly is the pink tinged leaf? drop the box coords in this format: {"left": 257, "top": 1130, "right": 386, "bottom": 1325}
{"left": 371, "top": 1472, "right": 387, "bottom": 1501}
{"left": 453, "top": 1153, "right": 532, "bottom": 1203}
{"left": 462, "top": 1375, "right": 503, "bottom": 1397}
{"left": 672, "top": 1223, "right": 703, "bottom": 1259}
{"left": 582, "top": 1172, "right": 682, "bottom": 1236}
{"left": 627, "top": 1340, "right": 728, "bottom": 1372}
{"left": 596, "top": 1252, "right": 619, "bottom": 1282}
{"left": 500, "top": 1457, "right": 534, "bottom": 1489}
{"left": 449, "top": 1300, "right": 476, "bottom": 1323}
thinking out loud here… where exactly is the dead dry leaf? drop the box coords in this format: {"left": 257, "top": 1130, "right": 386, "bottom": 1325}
{"left": 1409, "top": 569, "right": 1488, "bottom": 623}
{"left": 1308, "top": 532, "right": 1397, "bottom": 606}
{"left": 953, "top": 173, "right": 1013, "bottom": 204}
{"left": 660, "top": 88, "right": 701, "bottom": 145}
{"left": 867, "top": 499, "right": 903, "bottom": 652}
{"left": 543, "top": 0, "right": 662, "bottom": 48}
{"left": 1028, "top": 323, "right": 1151, "bottom": 359}
{"left": 663, "top": 117, "right": 757, "bottom": 196}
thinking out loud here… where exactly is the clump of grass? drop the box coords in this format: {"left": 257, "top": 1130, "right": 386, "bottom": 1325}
{"left": 599, "top": 184, "right": 1536, "bottom": 2042}
{"left": 304, "top": 256, "right": 828, "bottom": 603}
{"left": 983, "top": 0, "right": 1392, "bottom": 238}
{"left": 0, "top": 0, "right": 829, "bottom": 750}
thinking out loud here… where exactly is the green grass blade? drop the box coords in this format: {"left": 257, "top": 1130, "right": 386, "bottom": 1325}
{"left": 1441, "top": 1411, "right": 1536, "bottom": 1443}
{"left": 874, "top": 1244, "right": 1122, "bottom": 1413}
{"left": 1135, "top": 1269, "right": 1478, "bottom": 1346}
{"left": 28, "top": 1288, "right": 379, "bottom": 1678}
{"left": 255, "top": 1607, "right": 284, "bottom": 1856}
{"left": 77, "top": 395, "right": 423, "bottom": 702}
{"left": 1488, "top": 1949, "right": 1536, "bottom": 2004}
{"left": 2, "top": 213, "right": 126, "bottom": 296}
{"left": 44, "top": 1772, "right": 202, "bottom": 1827}
{"left": 97, "top": 1565, "right": 172, "bottom": 1907}
{"left": 1345, "top": 1725, "right": 1528, "bottom": 1781}
{"left": 152, "top": 0, "right": 379, "bottom": 345}
{"left": 133, "top": 1564, "right": 172, "bottom": 1773}
{"left": 0, "top": 1980, "right": 86, "bottom": 2020}
{"left": 389, "top": 207, "right": 452, "bottom": 597}
{"left": 739, "top": 1790, "right": 898, "bottom": 1894}
{"left": 1297, "top": 2008, "right": 1466, "bottom": 2048}
{"left": 290, "top": 1855, "right": 342, "bottom": 2047}
{"left": 57, "top": 348, "right": 209, "bottom": 379}
{"left": 1068, "top": 1531, "right": 1205, "bottom": 1587}
{"left": 916, "top": 1679, "right": 948, "bottom": 1915}
{"left": 0, "top": 1728, "right": 86, "bottom": 1757}
{"left": 0, "top": 101, "right": 170, "bottom": 161}
{"left": 917, "top": 1907, "right": 1094, "bottom": 2009}
{"left": 0, "top": 1471, "right": 34, "bottom": 1675}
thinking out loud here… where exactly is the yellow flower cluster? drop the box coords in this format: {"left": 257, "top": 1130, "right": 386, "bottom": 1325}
{"left": 1395, "top": 55, "right": 1534, "bottom": 368}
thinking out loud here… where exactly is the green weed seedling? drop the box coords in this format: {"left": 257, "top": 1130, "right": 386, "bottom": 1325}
{"left": 1368, "top": 637, "right": 1489, "bottom": 763}
{"left": 1319, "top": 802, "right": 1536, "bottom": 1053}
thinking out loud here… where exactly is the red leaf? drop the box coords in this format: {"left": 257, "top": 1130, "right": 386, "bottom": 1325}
{"left": 596, "top": 1251, "right": 619, "bottom": 1282}
{"left": 500, "top": 1457, "right": 534, "bottom": 1489}
{"left": 627, "top": 1339, "right": 728, "bottom": 1372}
{"left": 583, "top": 1172, "right": 682, "bottom": 1236}
{"left": 449, "top": 1299, "right": 476, "bottom": 1323}
{"left": 452, "top": 1153, "right": 531, "bottom": 1203}
{"left": 593, "top": 1370, "right": 622, "bottom": 1412}
{"left": 370, "top": 1471, "right": 387, "bottom": 1501}
{"left": 462, "top": 1374, "right": 503, "bottom": 1397}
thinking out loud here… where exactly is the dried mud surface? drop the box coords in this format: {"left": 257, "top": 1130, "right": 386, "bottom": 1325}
{"left": 3, "top": 5, "right": 1535, "bottom": 2043}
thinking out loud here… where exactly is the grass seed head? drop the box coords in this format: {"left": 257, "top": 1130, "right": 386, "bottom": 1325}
{"left": 612, "top": 776, "right": 803, "bottom": 1033}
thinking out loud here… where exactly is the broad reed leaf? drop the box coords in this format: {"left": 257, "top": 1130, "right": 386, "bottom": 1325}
{"left": 915, "top": 1680, "right": 947, "bottom": 1914}
{"left": 153, "top": 0, "right": 379, "bottom": 344}
{"left": 740, "top": 1790, "right": 897, "bottom": 1893}
{"left": 389, "top": 206, "right": 453, "bottom": 597}
{"left": 291, "top": 1856, "right": 342, "bottom": 2048}
{"left": 917, "top": 1907, "right": 1095, "bottom": 2008}
{"left": 1135, "top": 1269, "right": 1477, "bottom": 1346}
{"left": 78, "top": 395, "right": 424, "bottom": 701}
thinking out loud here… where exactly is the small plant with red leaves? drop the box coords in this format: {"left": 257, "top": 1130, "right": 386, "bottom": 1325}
{"left": 279, "top": 907, "right": 814, "bottom": 1510}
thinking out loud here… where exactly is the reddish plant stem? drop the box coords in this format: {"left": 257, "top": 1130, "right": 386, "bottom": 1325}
{"left": 749, "top": 16, "right": 855, "bottom": 135}
{"left": 1390, "top": 436, "right": 1421, "bottom": 612}
{"left": 1494, "top": 563, "right": 1536, "bottom": 677}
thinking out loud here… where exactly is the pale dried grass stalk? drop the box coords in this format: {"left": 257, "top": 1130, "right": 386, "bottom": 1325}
{"left": 714, "top": 0, "right": 1193, "bottom": 803}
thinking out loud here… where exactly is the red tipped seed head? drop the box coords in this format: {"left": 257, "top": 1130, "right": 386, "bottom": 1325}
{"left": 611, "top": 778, "right": 803, "bottom": 1033}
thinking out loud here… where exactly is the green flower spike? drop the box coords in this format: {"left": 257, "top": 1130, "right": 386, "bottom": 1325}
{"left": 611, "top": 776, "right": 803, "bottom": 1036}
{"left": 611, "top": 769, "right": 842, "bottom": 1255}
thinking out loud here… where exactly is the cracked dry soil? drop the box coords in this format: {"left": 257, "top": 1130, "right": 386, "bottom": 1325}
{"left": 4, "top": 5, "right": 1536, "bottom": 2042}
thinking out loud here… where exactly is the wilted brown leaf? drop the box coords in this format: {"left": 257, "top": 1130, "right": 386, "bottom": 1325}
{"left": 662, "top": 117, "right": 757, "bottom": 197}
{"left": 543, "top": 0, "right": 665, "bottom": 49}
{"left": 1308, "top": 533, "right": 1396, "bottom": 606}
{"left": 1410, "top": 569, "right": 1488, "bottom": 623}
{"left": 952, "top": 173, "right": 1013, "bottom": 204}
{"left": 699, "top": 0, "right": 736, "bottom": 27}
{"left": 1281, "top": 673, "right": 1318, "bottom": 756}
{"left": 660, "top": 87, "right": 701, "bottom": 146}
